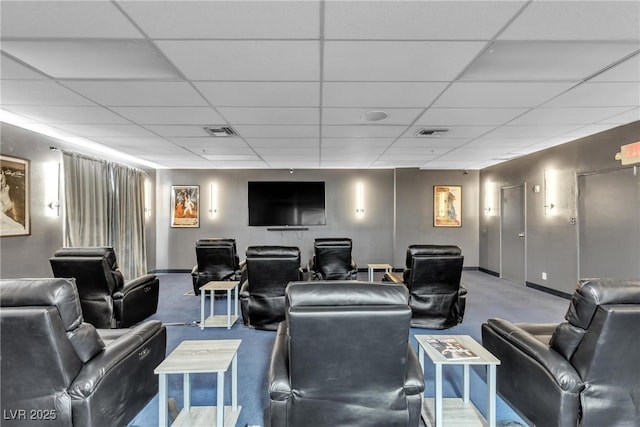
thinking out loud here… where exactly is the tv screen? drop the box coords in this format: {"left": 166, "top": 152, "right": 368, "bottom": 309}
{"left": 248, "top": 181, "right": 326, "bottom": 226}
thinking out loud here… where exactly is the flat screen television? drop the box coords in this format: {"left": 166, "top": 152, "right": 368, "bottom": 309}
{"left": 248, "top": 181, "right": 326, "bottom": 227}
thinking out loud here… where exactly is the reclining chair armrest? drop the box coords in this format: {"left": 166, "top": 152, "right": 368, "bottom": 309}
{"left": 191, "top": 265, "right": 198, "bottom": 277}
{"left": 239, "top": 280, "right": 250, "bottom": 298}
{"left": 69, "top": 321, "right": 165, "bottom": 399}
{"left": 404, "top": 346, "right": 425, "bottom": 395}
{"left": 459, "top": 282, "right": 467, "bottom": 296}
{"left": 269, "top": 322, "right": 292, "bottom": 401}
{"left": 121, "top": 274, "right": 157, "bottom": 296}
{"left": 483, "top": 318, "right": 583, "bottom": 393}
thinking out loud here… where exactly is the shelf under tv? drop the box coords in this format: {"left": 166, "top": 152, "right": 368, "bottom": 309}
{"left": 267, "top": 227, "right": 309, "bottom": 231}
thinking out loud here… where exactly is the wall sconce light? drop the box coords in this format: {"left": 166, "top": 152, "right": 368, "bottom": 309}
{"left": 210, "top": 183, "right": 218, "bottom": 218}
{"left": 483, "top": 181, "right": 498, "bottom": 216}
{"left": 544, "top": 169, "right": 557, "bottom": 216}
{"left": 355, "top": 182, "right": 365, "bottom": 217}
{"left": 44, "top": 162, "right": 60, "bottom": 217}
{"left": 144, "top": 179, "right": 152, "bottom": 217}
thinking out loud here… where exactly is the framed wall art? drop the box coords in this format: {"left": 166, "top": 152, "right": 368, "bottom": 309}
{"left": 1, "top": 154, "right": 30, "bottom": 237}
{"left": 434, "top": 185, "right": 462, "bottom": 227}
{"left": 170, "top": 185, "right": 199, "bottom": 228}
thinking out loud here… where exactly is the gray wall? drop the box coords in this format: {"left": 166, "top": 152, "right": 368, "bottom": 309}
{"left": 394, "top": 168, "right": 480, "bottom": 267}
{"left": 479, "top": 121, "right": 640, "bottom": 295}
{"left": 0, "top": 123, "right": 157, "bottom": 278}
{"left": 155, "top": 168, "right": 482, "bottom": 271}
{"left": 1, "top": 125, "right": 64, "bottom": 278}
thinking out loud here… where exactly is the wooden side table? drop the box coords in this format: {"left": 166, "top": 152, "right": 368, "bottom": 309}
{"left": 200, "top": 281, "right": 239, "bottom": 330}
{"left": 155, "top": 339, "right": 242, "bottom": 427}
{"left": 415, "top": 335, "right": 501, "bottom": 427}
{"left": 367, "top": 263, "right": 393, "bottom": 281}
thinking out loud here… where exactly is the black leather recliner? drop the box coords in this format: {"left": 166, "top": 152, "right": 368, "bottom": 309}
{"left": 239, "top": 246, "right": 303, "bottom": 331}
{"left": 50, "top": 247, "right": 159, "bottom": 328}
{"left": 269, "top": 281, "right": 424, "bottom": 427}
{"left": 0, "top": 278, "right": 166, "bottom": 427}
{"left": 482, "top": 278, "right": 640, "bottom": 427}
{"left": 191, "top": 238, "right": 242, "bottom": 295}
{"left": 308, "top": 237, "right": 358, "bottom": 280}
{"left": 385, "top": 245, "right": 466, "bottom": 329}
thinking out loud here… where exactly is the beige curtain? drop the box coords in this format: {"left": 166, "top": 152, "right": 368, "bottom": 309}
{"left": 63, "top": 153, "right": 147, "bottom": 279}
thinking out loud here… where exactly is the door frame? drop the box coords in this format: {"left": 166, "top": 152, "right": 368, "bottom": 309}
{"left": 500, "top": 183, "right": 528, "bottom": 284}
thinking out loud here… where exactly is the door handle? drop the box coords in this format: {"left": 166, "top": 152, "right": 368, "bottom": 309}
{"left": 518, "top": 232, "right": 525, "bottom": 238}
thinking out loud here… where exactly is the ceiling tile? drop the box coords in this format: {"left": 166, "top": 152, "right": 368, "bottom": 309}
{"left": 434, "top": 82, "right": 576, "bottom": 108}
{"left": 1, "top": 80, "right": 96, "bottom": 106}
{"left": 0, "top": 1, "right": 142, "bottom": 38}
{"left": 233, "top": 125, "right": 319, "bottom": 139}
{"left": 62, "top": 81, "right": 207, "bottom": 107}
{"left": 509, "top": 107, "right": 631, "bottom": 125}
{"left": 1, "top": 40, "right": 180, "bottom": 79}
{"left": 416, "top": 108, "right": 528, "bottom": 126}
{"left": 498, "top": 1, "right": 640, "bottom": 40}
{"left": 322, "top": 125, "right": 406, "bottom": 138}
{"left": 89, "top": 136, "right": 175, "bottom": 148}
{"left": 323, "top": 82, "right": 447, "bottom": 108}
{"left": 49, "top": 124, "right": 157, "bottom": 138}
{"left": 143, "top": 125, "right": 210, "bottom": 138}
{"left": 463, "top": 137, "right": 542, "bottom": 148}
{"left": 216, "top": 107, "right": 319, "bottom": 125}
{"left": 247, "top": 138, "right": 319, "bottom": 148}
{"left": 0, "top": 56, "right": 47, "bottom": 79}
{"left": 195, "top": 82, "right": 319, "bottom": 107}
{"left": 118, "top": 0, "right": 320, "bottom": 39}
{"left": 483, "top": 125, "right": 583, "bottom": 138}
{"left": 254, "top": 147, "right": 318, "bottom": 156}
{"left": 384, "top": 146, "right": 450, "bottom": 156}
{"left": 156, "top": 41, "right": 320, "bottom": 81}
{"left": 169, "top": 138, "right": 249, "bottom": 149}
{"left": 110, "top": 107, "right": 225, "bottom": 125}
{"left": 542, "top": 82, "right": 640, "bottom": 108}
{"left": 322, "top": 108, "right": 422, "bottom": 125}
{"left": 321, "top": 138, "right": 393, "bottom": 148}
{"left": 325, "top": 1, "right": 525, "bottom": 40}
{"left": 4, "top": 105, "right": 131, "bottom": 124}
{"left": 201, "top": 154, "right": 259, "bottom": 161}
{"left": 393, "top": 138, "right": 469, "bottom": 149}
{"left": 599, "top": 108, "right": 640, "bottom": 124}
{"left": 118, "top": 145, "right": 188, "bottom": 155}
{"left": 324, "top": 41, "right": 486, "bottom": 81}
{"left": 403, "top": 126, "right": 495, "bottom": 139}
{"left": 462, "top": 41, "right": 640, "bottom": 81}
{"left": 590, "top": 53, "right": 640, "bottom": 82}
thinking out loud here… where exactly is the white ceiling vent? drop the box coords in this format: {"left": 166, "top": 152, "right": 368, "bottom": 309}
{"left": 416, "top": 128, "right": 449, "bottom": 137}
{"left": 203, "top": 126, "right": 238, "bottom": 137}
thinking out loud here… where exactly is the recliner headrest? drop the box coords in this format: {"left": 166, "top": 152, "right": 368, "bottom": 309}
{"left": 246, "top": 246, "right": 300, "bottom": 258}
{"left": 287, "top": 281, "right": 408, "bottom": 307}
{"left": 0, "top": 278, "right": 83, "bottom": 330}
{"left": 565, "top": 278, "right": 640, "bottom": 329}
{"left": 196, "top": 238, "right": 236, "bottom": 248}
{"left": 53, "top": 246, "right": 118, "bottom": 269}
{"left": 314, "top": 238, "right": 352, "bottom": 247}
{"left": 406, "top": 245, "right": 461, "bottom": 267}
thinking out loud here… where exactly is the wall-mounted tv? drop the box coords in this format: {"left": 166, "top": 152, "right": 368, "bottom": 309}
{"left": 248, "top": 181, "right": 326, "bottom": 227}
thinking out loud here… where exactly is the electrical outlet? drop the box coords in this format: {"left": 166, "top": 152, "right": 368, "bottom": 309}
{"left": 542, "top": 272, "right": 547, "bottom": 280}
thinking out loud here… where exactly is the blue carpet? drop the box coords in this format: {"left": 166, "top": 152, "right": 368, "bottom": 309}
{"left": 128, "top": 271, "right": 568, "bottom": 426}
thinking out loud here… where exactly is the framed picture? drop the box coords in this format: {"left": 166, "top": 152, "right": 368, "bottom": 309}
{"left": 434, "top": 185, "right": 462, "bottom": 227}
{"left": 170, "top": 185, "right": 199, "bottom": 228}
{"left": 1, "top": 154, "right": 30, "bottom": 237}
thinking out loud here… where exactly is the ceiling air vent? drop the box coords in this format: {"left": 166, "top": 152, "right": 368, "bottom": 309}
{"left": 203, "top": 125, "right": 238, "bottom": 137}
{"left": 416, "top": 128, "right": 449, "bottom": 137}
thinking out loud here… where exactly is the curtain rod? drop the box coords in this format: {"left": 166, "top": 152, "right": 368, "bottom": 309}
{"left": 49, "top": 146, "right": 149, "bottom": 175}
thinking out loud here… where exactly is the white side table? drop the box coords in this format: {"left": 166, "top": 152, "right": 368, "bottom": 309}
{"left": 415, "top": 335, "right": 501, "bottom": 427}
{"left": 200, "top": 281, "right": 239, "bottom": 330}
{"left": 367, "top": 263, "right": 393, "bottom": 281}
{"left": 155, "top": 339, "right": 242, "bottom": 427}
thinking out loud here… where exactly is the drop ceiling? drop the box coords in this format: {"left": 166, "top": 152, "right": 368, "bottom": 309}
{"left": 1, "top": 0, "right": 638, "bottom": 170}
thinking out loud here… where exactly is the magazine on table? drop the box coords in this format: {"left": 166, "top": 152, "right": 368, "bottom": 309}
{"left": 426, "top": 337, "right": 480, "bottom": 360}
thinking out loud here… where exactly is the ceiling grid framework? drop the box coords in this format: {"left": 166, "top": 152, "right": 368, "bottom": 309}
{"left": 0, "top": 0, "right": 638, "bottom": 170}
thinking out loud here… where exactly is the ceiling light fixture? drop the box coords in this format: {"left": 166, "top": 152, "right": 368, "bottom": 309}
{"left": 361, "top": 110, "right": 389, "bottom": 122}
